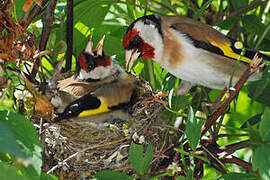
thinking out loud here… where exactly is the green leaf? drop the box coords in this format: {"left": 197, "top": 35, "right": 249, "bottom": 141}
{"left": 216, "top": 17, "right": 237, "bottom": 30}
{"left": 252, "top": 146, "right": 270, "bottom": 179}
{"left": 186, "top": 106, "right": 203, "bottom": 150}
{"left": 257, "top": 39, "right": 270, "bottom": 51}
{"left": 0, "top": 121, "right": 27, "bottom": 158}
{"left": 248, "top": 66, "right": 270, "bottom": 106}
{"left": 217, "top": 172, "right": 258, "bottom": 180}
{"left": 0, "top": 161, "right": 28, "bottom": 180}
{"left": 241, "top": 113, "right": 263, "bottom": 128}
{"left": 126, "top": 0, "right": 134, "bottom": 19}
{"left": 176, "top": 176, "right": 186, "bottom": 180}
{"left": 73, "top": 0, "right": 111, "bottom": 52}
{"left": 193, "top": 0, "right": 214, "bottom": 20}
{"left": 96, "top": 170, "right": 132, "bottom": 180}
{"left": 129, "top": 142, "right": 153, "bottom": 175}
{"left": 242, "top": 15, "right": 270, "bottom": 40}
{"left": 248, "top": 124, "right": 262, "bottom": 150}
{"left": 163, "top": 73, "right": 178, "bottom": 91}
{"left": 0, "top": 110, "right": 42, "bottom": 174}
{"left": 259, "top": 108, "right": 270, "bottom": 141}
{"left": 19, "top": 164, "right": 40, "bottom": 180}
{"left": 40, "top": 173, "right": 58, "bottom": 180}
{"left": 231, "top": 0, "right": 249, "bottom": 9}
{"left": 14, "top": 0, "right": 26, "bottom": 19}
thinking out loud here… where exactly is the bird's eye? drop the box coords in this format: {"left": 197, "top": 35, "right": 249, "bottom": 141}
{"left": 87, "top": 62, "right": 95, "bottom": 71}
{"left": 129, "top": 35, "right": 141, "bottom": 49}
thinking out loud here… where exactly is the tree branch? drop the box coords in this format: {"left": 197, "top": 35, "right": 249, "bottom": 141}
{"left": 224, "top": 155, "right": 258, "bottom": 174}
{"left": 224, "top": 0, "right": 268, "bottom": 20}
{"left": 201, "top": 56, "right": 263, "bottom": 136}
{"left": 25, "top": 0, "right": 49, "bottom": 27}
{"left": 219, "top": 140, "right": 250, "bottom": 156}
{"left": 65, "top": 0, "right": 73, "bottom": 72}
{"left": 30, "top": 0, "right": 57, "bottom": 78}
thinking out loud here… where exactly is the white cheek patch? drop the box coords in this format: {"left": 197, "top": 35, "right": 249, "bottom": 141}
{"left": 88, "top": 65, "right": 114, "bottom": 79}
{"left": 78, "top": 70, "right": 90, "bottom": 80}
{"left": 134, "top": 21, "right": 163, "bottom": 61}
{"left": 78, "top": 63, "right": 118, "bottom": 80}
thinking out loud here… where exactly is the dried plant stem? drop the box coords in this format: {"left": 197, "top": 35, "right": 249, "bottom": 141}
{"left": 30, "top": 0, "right": 57, "bottom": 78}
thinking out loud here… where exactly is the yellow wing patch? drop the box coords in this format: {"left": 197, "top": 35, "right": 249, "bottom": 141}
{"left": 78, "top": 102, "right": 111, "bottom": 117}
{"left": 210, "top": 41, "right": 252, "bottom": 64}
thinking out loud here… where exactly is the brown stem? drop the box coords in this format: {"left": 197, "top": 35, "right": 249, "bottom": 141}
{"left": 219, "top": 140, "right": 250, "bottom": 156}
{"left": 65, "top": 0, "right": 73, "bottom": 72}
{"left": 201, "top": 60, "right": 260, "bottom": 136}
{"left": 224, "top": 0, "right": 267, "bottom": 20}
{"left": 25, "top": 0, "right": 49, "bottom": 27}
{"left": 218, "top": 133, "right": 249, "bottom": 138}
{"left": 224, "top": 155, "right": 258, "bottom": 174}
{"left": 30, "top": 0, "right": 57, "bottom": 78}
{"left": 151, "top": 0, "right": 177, "bottom": 14}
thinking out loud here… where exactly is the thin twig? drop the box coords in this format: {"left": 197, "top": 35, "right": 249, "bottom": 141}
{"left": 201, "top": 145, "right": 227, "bottom": 172}
{"left": 11, "top": 0, "right": 18, "bottom": 23}
{"left": 201, "top": 55, "right": 263, "bottom": 136}
{"left": 26, "top": 0, "right": 49, "bottom": 26}
{"left": 218, "top": 133, "right": 249, "bottom": 138}
{"left": 219, "top": 140, "right": 250, "bottom": 156}
{"left": 151, "top": 0, "right": 177, "bottom": 14}
{"left": 46, "top": 137, "right": 129, "bottom": 173}
{"left": 30, "top": 0, "right": 57, "bottom": 78}
{"left": 39, "top": 117, "right": 43, "bottom": 137}
{"left": 47, "top": 152, "right": 79, "bottom": 174}
{"left": 224, "top": 155, "right": 258, "bottom": 174}
{"left": 224, "top": 0, "right": 268, "bottom": 20}
{"left": 65, "top": 0, "right": 73, "bottom": 72}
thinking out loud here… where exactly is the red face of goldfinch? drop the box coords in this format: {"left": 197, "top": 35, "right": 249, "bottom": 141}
{"left": 77, "top": 36, "right": 111, "bottom": 73}
{"left": 76, "top": 36, "right": 116, "bottom": 81}
{"left": 123, "top": 15, "right": 162, "bottom": 71}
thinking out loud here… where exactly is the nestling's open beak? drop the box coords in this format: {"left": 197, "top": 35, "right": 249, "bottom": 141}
{"left": 125, "top": 49, "right": 140, "bottom": 72}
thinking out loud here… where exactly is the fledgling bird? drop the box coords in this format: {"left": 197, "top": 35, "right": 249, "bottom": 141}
{"left": 123, "top": 14, "right": 270, "bottom": 95}
{"left": 56, "top": 36, "right": 119, "bottom": 98}
{"left": 54, "top": 36, "right": 137, "bottom": 121}
{"left": 50, "top": 36, "right": 127, "bottom": 113}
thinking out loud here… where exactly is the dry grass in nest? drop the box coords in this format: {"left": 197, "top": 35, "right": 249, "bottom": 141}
{"left": 33, "top": 78, "right": 171, "bottom": 179}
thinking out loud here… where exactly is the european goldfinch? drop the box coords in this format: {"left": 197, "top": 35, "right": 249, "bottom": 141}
{"left": 54, "top": 36, "right": 136, "bottom": 121}
{"left": 123, "top": 14, "right": 270, "bottom": 95}
{"left": 57, "top": 36, "right": 120, "bottom": 98}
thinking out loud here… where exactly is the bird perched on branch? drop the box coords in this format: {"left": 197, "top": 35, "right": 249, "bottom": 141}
{"left": 123, "top": 14, "right": 269, "bottom": 95}
{"left": 53, "top": 36, "right": 137, "bottom": 122}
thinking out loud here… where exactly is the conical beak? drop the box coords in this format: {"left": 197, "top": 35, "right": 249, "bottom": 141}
{"left": 96, "top": 35, "right": 105, "bottom": 56}
{"left": 125, "top": 49, "right": 140, "bottom": 72}
{"left": 85, "top": 36, "right": 94, "bottom": 55}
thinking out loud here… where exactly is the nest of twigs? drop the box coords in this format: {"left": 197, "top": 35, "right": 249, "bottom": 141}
{"left": 34, "top": 77, "right": 172, "bottom": 179}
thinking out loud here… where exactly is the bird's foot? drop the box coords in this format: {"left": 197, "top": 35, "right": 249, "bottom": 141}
{"left": 202, "top": 87, "right": 228, "bottom": 112}
{"left": 174, "top": 80, "right": 194, "bottom": 96}
{"left": 135, "top": 92, "right": 168, "bottom": 107}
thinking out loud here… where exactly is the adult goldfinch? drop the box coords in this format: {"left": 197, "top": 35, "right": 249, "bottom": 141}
{"left": 123, "top": 14, "right": 270, "bottom": 95}
{"left": 54, "top": 37, "right": 137, "bottom": 121}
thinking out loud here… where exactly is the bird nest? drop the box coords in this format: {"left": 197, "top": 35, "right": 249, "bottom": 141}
{"left": 34, "top": 77, "right": 170, "bottom": 179}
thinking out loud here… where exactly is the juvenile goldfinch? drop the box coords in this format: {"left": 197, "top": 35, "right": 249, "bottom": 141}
{"left": 54, "top": 36, "right": 137, "bottom": 121}
{"left": 57, "top": 36, "right": 120, "bottom": 98}
{"left": 51, "top": 36, "right": 127, "bottom": 112}
{"left": 123, "top": 14, "right": 270, "bottom": 95}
